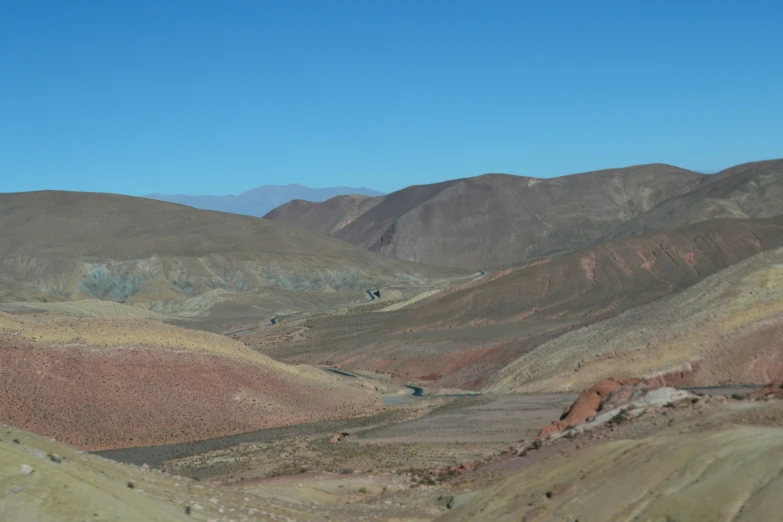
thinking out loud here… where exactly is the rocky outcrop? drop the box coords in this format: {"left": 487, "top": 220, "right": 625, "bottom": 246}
{"left": 536, "top": 379, "right": 697, "bottom": 439}
{"left": 537, "top": 379, "right": 646, "bottom": 438}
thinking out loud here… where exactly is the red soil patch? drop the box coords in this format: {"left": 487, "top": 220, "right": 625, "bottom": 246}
{"left": 636, "top": 249, "right": 657, "bottom": 273}
{"left": 580, "top": 253, "right": 598, "bottom": 283}
{"left": 0, "top": 339, "right": 376, "bottom": 450}
{"left": 366, "top": 343, "right": 513, "bottom": 389}
{"left": 677, "top": 249, "right": 698, "bottom": 269}
{"left": 332, "top": 319, "right": 608, "bottom": 391}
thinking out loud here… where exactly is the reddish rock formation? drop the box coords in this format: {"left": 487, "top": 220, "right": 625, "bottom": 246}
{"left": 537, "top": 378, "right": 653, "bottom": 439}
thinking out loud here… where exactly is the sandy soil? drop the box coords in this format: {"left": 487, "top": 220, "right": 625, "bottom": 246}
{"left": 357, "top": 394, "right": 577, "bottom": 444}
{"left": 441, "top": 399, "right": 783, "bottom": 521}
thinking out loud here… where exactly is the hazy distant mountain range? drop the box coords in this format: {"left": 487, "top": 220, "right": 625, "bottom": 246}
{"left": 145, "top": 184, "right": 384, "bottom": 217}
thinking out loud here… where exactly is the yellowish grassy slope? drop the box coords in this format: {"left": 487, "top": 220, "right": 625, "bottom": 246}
{"left": 0, "top": 306, "right": 328, "bottom": 380}
{"left": 0, "top": 424, "right": 326, "bottom": 521}
{"left": 441, "top": 424, "right": 783, "bottom": 522}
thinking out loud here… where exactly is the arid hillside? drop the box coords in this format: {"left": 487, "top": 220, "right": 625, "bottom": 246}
{"left": 610, "top": 159, "right": 783, "bottom": 238}
{"left": 493, "top": 245, "right": 783, "bottom": 393}
{"left": 251, "top": 216, "right": 783, "bottom": 391}
{"left": 442, "top": 423, "right": 783, "bottom": 522}
{"left": 1, "top": 422, "right": 339, "bottom": 521}
{"left": 266, "top": 164, "right": 704, "bottom": 269}
{"left": 0, "top": 191, "right": 470, "bottom": 320}
{"left": 0, "top": 304, "right": 381, "bottom": 450}
{"left": 402, "top": 215, "right": 783, "bottom": 329}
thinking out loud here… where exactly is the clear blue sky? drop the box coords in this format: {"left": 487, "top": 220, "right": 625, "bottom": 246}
{"left": 2, "top": 1, "right": 781, "bottom": 195}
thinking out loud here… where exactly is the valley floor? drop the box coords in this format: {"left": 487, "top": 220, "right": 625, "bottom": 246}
{"left": 4, "top": 384, "right": 779, "bottom": 521}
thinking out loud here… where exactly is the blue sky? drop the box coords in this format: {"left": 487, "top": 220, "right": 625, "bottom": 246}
{"left": 1, "top": 1, "right": 781, "bottom": 195}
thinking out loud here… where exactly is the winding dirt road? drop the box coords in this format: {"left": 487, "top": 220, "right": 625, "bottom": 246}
{"left": 224, "top": 270, "right": 487, "bottom": 337}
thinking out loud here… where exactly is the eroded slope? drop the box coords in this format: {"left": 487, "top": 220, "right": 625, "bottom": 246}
{"left": 494, "top": 245, "right": 783, "bottom": 393}
{"left": 403, "top": 216, "right": 783, "bottom": 330}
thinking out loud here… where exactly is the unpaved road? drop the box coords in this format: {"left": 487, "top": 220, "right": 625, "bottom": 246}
{"left": 94, "top": 393, "right": 572, "bottom": 470}
{"left": 223, "top": 289, "right": 380, "bottom": 336}
{"left": 225, "top": 270, "right": 487, "bottom": 336}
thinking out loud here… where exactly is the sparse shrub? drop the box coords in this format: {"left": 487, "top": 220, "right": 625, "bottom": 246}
{"left": 731, "top": 393, "right": 745, "bottom": 401}
{"left": 610, "top": 410, "right": 629, "bottom": 425}
{"left": 437, "top": 469, "right": 459, "bottom": 482}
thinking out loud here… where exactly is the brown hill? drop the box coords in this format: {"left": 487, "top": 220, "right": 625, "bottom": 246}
{"left": 265, "top": 165, "right": 704, "bottom": 269}
{"left": 492, "top": 244, "right": 783, "bottom": 393}
{"left": 402, "top": 215, "right": 783, "bottom": 330}
{"left": 254, "top": 216, "right": 783, "bottom": 391}
{"left": 264, "top": 194, "right": 381, "bottom": 235}
{"left": 610, "top": 158, "right": 783, "bottom": 238}
{"left": 0, "top": 191, "right": 469, "bottom": 319}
